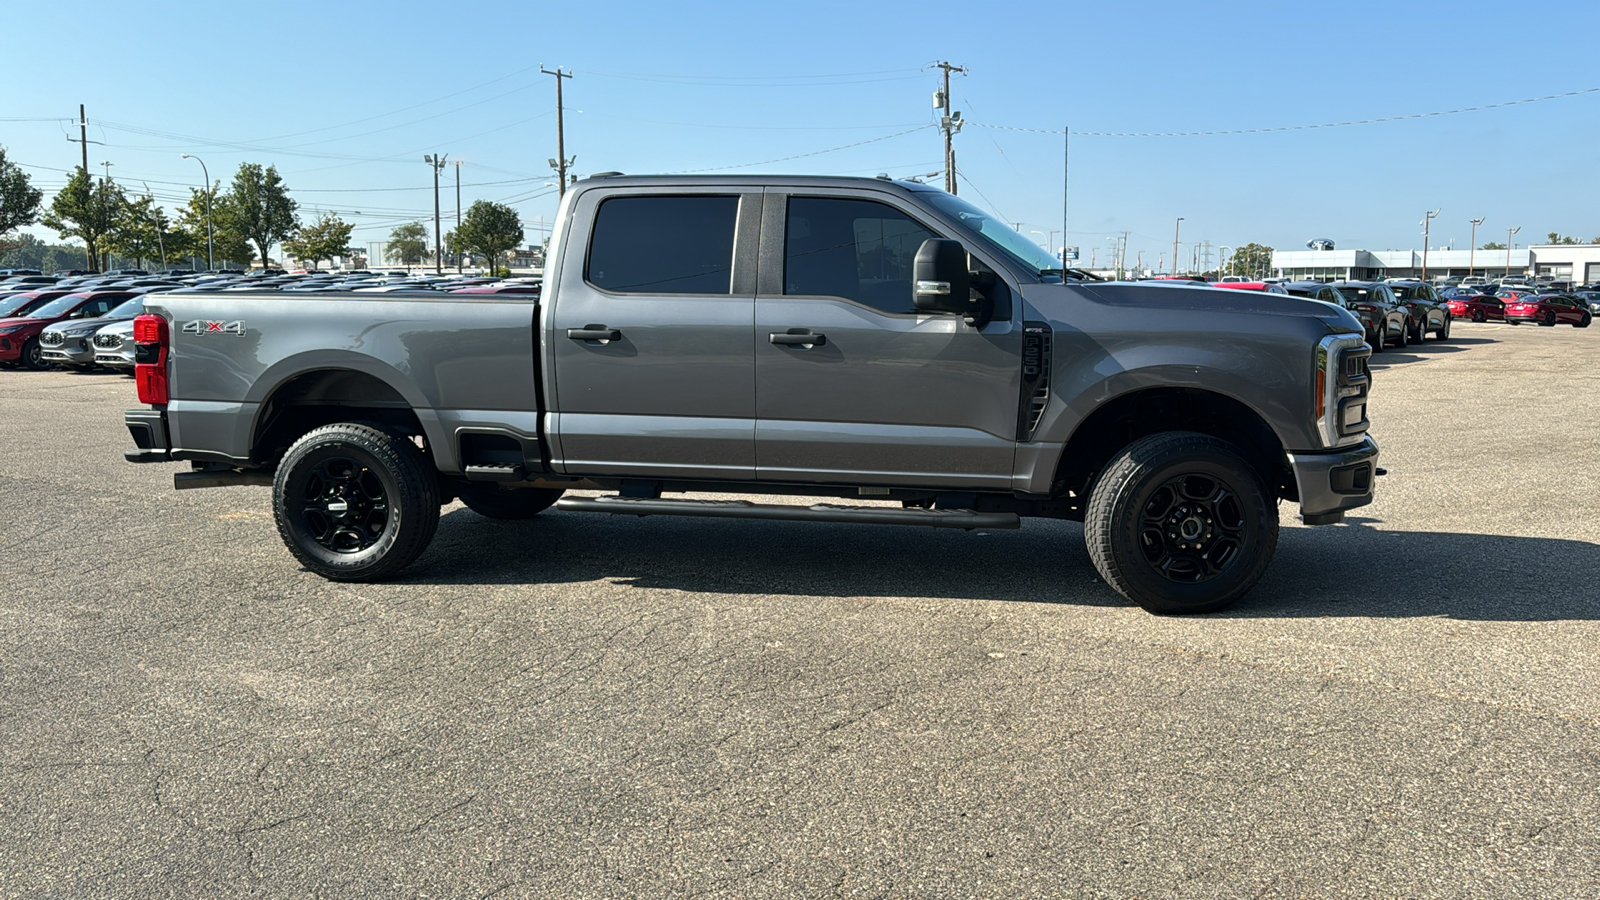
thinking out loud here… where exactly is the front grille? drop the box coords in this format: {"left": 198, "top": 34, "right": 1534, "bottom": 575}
{"left": 39, "top": 332, "right": 65, "bottom": 347}
{"left": 94, "top": 333, "right": 123, "bottom": 349}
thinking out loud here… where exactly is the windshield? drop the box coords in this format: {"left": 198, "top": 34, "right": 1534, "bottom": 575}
{"left": 1334, "top": 287, "right": 1374, "bottom": 303}
{"left": 25, "top": 294, "right": 89, "bottom": 318}
{"left": 105, "top": 297, "right": 144, "bottom": 318}
{"left": 921, "top": 192, "right": 1067, "bottom": 277}
{"left": 1, "top": 295, "right": 51, "bottom": 317}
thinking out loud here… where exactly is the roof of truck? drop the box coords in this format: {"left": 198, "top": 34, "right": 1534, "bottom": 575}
{"left": 571, "top": 173, "right": 941, "bottom": 192}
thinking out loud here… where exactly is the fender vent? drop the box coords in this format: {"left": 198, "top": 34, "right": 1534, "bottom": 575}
{"left": 1018, "top": 322, "right": 1052, "bottom": 441}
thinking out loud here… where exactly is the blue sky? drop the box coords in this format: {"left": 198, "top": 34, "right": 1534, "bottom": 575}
{"left": 4, "top": 0, "right": 1598, "bottom": 268}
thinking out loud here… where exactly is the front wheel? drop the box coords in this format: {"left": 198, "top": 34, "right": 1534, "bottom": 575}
{"left": 457, "top": 481, "right": 564, "bottom": 519}
{"left": 20, "top": 337, "right": 47, "bottom": 370}
{"left": 1393, "top": 319, "right": 1409, "bottom": 348}
{"left": 1084, "top": 431, "right": 1279, "bottom": 614}
{"left": 1438, "top": 316, "right": 1452, "bottom": 340}
{"left": 1410, "top": 318, "right": 1425, "bottom": 343}
{"left": 272, "top": 423, "right": 440, "bottom": 581}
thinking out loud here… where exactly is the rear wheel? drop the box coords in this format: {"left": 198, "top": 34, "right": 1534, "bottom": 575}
{"left": 457, "top": 482, "right": 564, "bottom": 519}
{"left": 1084, "top": 431, "right": 1278, "bottom": 615}
{"left": 272, "top": 423, "right": 440, "bottom": 581}
{"left": 1541, "top": 311, "right": 1557, "bottom": 327}
{"left": 1471, "top": 309, "right": 1485, "bottom": 323}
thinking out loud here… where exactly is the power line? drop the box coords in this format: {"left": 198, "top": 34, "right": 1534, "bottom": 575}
{"left": 970, "top": 86, "right": 1600, "bottom": 137}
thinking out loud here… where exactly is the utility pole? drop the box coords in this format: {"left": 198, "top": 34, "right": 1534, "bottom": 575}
{"left": 932, "top": 61, "right": 966, "bottom": 194}
{"left": 423, "top": 153, "right": 447, "bottom": 275}
{"left": 1172, "top": 218, "right": 1184, "bottom": 276}
{"left": 1506, "top": 226, "right": 1520, "bottom": 279}
{"left": 541, "top": 66, "right": 575, "bottom": 201}
{"left": 141, "top": 182, "right": 167, "bottom": 269}
{"left": 68, "top": 104, "right": 101, "bottom": 270}
{"left": 451, "top": 160, "right": 465, "bottom": 273}
{"left": 1420, "top": 208, "right": 1440, "bottom": 281}
{"left": 1468, "top": 217, "right": 1486, "bottom": 279}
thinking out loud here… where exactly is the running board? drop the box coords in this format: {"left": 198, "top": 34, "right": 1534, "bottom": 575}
{"left": 555, "top": 495, "right": 1021, "bottom": 530}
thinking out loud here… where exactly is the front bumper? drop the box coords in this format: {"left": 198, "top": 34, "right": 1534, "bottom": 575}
{"left": 124, "top": 408, "right": 172, "bottom": 463}
{"left": 1286, "top": 435, "right": 1379, "bottom": 525}
{"left": 40, "top": 340, "right": 95, "bottom": 365}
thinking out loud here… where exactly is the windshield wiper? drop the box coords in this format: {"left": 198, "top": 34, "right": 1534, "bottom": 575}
{"left": 1049, "top": 268, "right": 1104, "bottom": 282}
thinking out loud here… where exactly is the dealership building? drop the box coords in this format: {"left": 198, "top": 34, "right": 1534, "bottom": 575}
{"left": 1271, "top": 244, "right": 1600, "bottom": 284}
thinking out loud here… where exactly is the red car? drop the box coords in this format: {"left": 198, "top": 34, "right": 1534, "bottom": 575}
{"left": 1447, "top": 293, "right": 1506, "bottom": 323}
{"left": 1212, "top": 281, "right": 1290, "bottom": 294}
{"left": 0, "top": 290, "right": 133, "bottom": 369}
{"left": 1504, "top": 294, "right": 1592, "bottom": 328}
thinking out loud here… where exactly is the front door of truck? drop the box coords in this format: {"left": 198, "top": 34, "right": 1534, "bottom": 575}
{"left": 548, "top": 191, "right": 760, "bottom": 480}
{"left": 753, "top": 192, "right": 1022, "bottom": 489}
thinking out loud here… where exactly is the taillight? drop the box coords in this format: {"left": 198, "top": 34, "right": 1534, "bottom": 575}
{"left": 133, "top": 314, "right": 169, "bottom": 405}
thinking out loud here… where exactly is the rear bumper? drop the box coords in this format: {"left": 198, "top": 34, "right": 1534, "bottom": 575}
{"left": 124, "top": 408, "right": 172, "bottom": 463}
{"left": 1287, "top": 435, "right": 1379, "bottom": 525}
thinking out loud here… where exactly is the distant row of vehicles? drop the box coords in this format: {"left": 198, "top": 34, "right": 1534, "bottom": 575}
{"left": 0, "top": 269, "right": 543, "bottom": 371}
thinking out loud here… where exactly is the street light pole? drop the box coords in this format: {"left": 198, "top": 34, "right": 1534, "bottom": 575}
{"left": 1506, "top": 226, "right": 1520, "bottom": 280}
{"left": 1468, "top": 217, "right": 1485, "bottom": 279}
{"left": 451, "top": 160, "right": 464, "bottom": 273}
{"left": 1172, "top": 217, "right": 1183, "bottom": 276}
{"left": 1219, "top": 246, "right": 1232, "bottom": 277}
{"left": 1420, "top": 208, "right": 1440, "bottom": 281}
{"left": 423, "top": 154, "right": 447, "bottom": 275}
{"left": 180, "top": 154, "right": 214, "bottom": 270}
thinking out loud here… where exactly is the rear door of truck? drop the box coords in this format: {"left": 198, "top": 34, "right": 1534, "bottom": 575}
{"left": 546, "top": 189, "right": 761, "bottom": 479}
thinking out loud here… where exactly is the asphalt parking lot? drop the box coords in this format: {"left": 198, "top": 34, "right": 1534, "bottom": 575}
{"left": 2, "top": 321, "right": 1598, "bottom": 898}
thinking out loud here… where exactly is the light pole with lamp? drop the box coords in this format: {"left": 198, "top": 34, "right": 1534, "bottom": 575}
{"left": 1172, "top": 217, "right": 1183, "bottom": 277}
{"left": 140, "top": 182, "right": 167, "bottom": 269}
{"left": 1467, "top": 217, "right": 1485, "bottom": 279}
{"left": 1218, "top": 246, "right": 1232, "bottom": 278}
{"left": 180, "top": 154, "right": 215, "bottom": 270}
{"left": 423, "top": 154, "right": 447, "bottom": 275}
{"left": 1505, "top": 226, "right": 1520, "bottom": 281}
{"left": 1420, "top": 208, "right": 1440, "bottom": 281}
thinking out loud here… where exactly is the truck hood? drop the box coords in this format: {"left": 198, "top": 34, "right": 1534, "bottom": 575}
{"left": 1043, "top": 281, "right": 1363, "bottom": 331}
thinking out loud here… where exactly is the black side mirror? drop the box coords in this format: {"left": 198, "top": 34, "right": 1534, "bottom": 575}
{"left": 912, "top": 238, "right": 970, "bottom": 314}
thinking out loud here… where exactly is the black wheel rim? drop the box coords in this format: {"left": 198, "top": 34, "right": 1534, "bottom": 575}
{"left": 1138, "top": 473, "right": 1247, "bottom": 584}
{"left": 26, "top": 343, "right": 41, "bottom": 367}
{"left": 297, "top": 456, "right": 390, "bottom": 553}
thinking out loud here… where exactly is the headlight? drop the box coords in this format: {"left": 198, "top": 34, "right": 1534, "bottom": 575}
{"left": 0, "top": 325, "right": 22, "bottom": 334}
{"left": 1315, "top": 334, "right": 1371, "bottom": 448}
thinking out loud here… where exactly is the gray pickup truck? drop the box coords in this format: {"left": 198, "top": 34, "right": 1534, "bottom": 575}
{"left": 124, "top": 175, "right": 1378, "bottom": 613}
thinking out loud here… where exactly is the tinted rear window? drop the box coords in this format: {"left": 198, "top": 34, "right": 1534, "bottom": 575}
{"left": 586, "top": 195, "right": 739, "bottom": 294}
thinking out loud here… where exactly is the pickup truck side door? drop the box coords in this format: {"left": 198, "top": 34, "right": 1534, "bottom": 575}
{"left": 753, "top": 190, "right": 1022, "bottom": 489}
{"left": 547, "top": 190, "right": 760, "bottom": 480}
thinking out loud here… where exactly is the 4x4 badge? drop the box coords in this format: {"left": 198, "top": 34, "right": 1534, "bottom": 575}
{"left": 181, "top": 319, "right": 246, "bottom": 336}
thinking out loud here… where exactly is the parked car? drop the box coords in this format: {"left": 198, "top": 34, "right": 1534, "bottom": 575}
{"left": 1330, "top": 281, "right": 1409, "bottom": 350}
{"left": 1575, "top": 292, "right": 1600, "bottom": 316}
{"left": 38, "top": 293, "right": 143, "bottom": 368}
{"left": 1447, "top": 293, "right": 1507, "bottom": 323}
{"left": 0, "top": 290, "right": 133, "bottom": 369}
{"left": 1504, "top": 294, "right": 1592, "bottom": 328}
{"left": 1385, "top": 280, "right": 1452, "bottom": 341}
{"left": 1212, "top": 281, "right": 1290, "bottom": 294}
{"left": 91, "top": 318, "right": 138, "bottom": 371}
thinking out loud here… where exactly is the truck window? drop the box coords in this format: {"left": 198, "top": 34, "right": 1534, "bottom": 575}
{"left": 586, "top": 195, "right": 738, "bottom": 294}
{"left": 784, "top": 197, "right": 936, "bottom": 314}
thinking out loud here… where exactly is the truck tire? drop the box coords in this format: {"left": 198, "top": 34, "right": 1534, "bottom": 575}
{"left": 1084, "top": 431, "right": 1278, "bottom": 614}
{"left": 457, "top": 482, "right": 564, "bottom": 519}
{"left": 272, "top": 423, "right": 440, "bottom": 581}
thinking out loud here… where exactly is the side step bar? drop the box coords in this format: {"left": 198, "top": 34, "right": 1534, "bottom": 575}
{"left": 554, "top": 495, "right": 1020, "bottom": 530}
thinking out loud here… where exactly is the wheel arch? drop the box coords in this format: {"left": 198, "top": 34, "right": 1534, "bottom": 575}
{"left": 1048, "top": 385, "right": 1294, "bottom": 509}
{"left": 251, "top": 367, "right": 439, "bottom": 468}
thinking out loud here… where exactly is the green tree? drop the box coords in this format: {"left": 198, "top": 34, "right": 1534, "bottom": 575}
{"left": 282, "top": 214, "right": 354, "bottom": 269}
{"left": 41, "top": 168, "right": 124, "bottom": 271}
{"left": 1228, "top": 242, "right": 1274, "bottom": 279}
{"left": 0, "top": 146, "right": 43, "bottom": 254}
{"left": 223, "top": 163, "right": 298, "bottom": 268}
{"left": 386, "top": 221, "right": 428, "bottom": 265}
{"left": 1546, "top": 232, "right": 1580, "bottom": 246}
{"left": 1481, "top": 242, "right": 1506, "bottom": 250}
{"left": 105, "top": 195, "right": 171, "bottom": 268}
{"left": 173, "top": 184, "right": 254, "bottom": 269}
{"left": 449, "top": 201, "right": 523, "bottom": 274}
